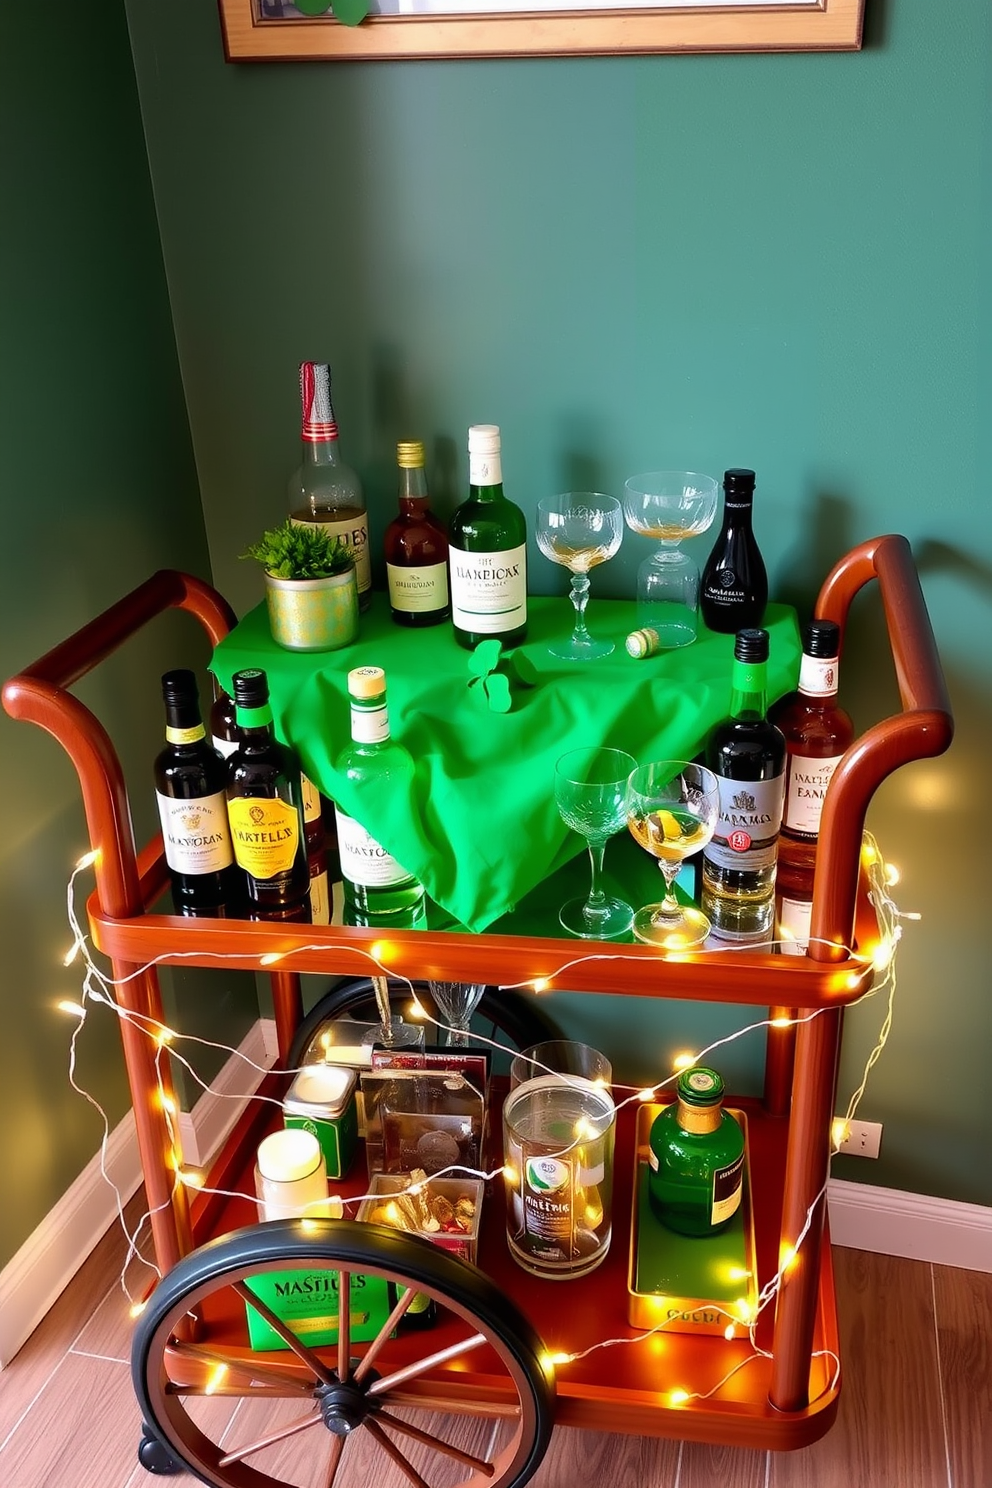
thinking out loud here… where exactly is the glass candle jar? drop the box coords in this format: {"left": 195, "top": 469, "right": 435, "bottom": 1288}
{"left": 255, "top": 1128, "right": 330, "bottom": 1222}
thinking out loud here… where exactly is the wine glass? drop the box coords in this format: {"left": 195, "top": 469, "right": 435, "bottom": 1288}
{"left": 622, "top": 472, "right": 719, "bottom": 649}
{"left": 626, "top": 760, "right": 720, "bottom": 948}
{"left": 426, "top": 981, "right": 487, "bottom": 1046}
{"left": 536, "top": 493, "right": 624, "bottom": 660}
{"left": 555, "top": 746, "right": 637, "bottom": 939}
{"left": 359, "top": 976, "right": 426, "bottom": 1055}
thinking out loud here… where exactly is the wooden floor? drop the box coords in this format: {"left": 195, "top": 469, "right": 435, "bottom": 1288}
{"left": 0, "top": 1192, "right": 988, "bottom": 1488}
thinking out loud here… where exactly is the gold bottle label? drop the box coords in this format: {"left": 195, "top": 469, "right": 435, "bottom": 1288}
{"left": 228, "top": 797, "right": 300, "bottom": 879}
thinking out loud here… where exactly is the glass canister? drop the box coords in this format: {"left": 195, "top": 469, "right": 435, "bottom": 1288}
{"left": 255, "top": 1128, "right": 331, "bottom": 1222}
{"left": 502, "top": 1071, "right": 616, "bottom": 1280}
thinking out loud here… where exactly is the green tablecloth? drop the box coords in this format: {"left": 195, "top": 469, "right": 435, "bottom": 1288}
{"left": 212, "top": 596, "right": 801, "bottom": 934}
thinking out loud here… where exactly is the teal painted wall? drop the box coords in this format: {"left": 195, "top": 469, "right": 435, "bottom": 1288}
{"left": 0, "top": 3, "right": 259, "bottom": 1268}
{"left": 123, "top": 0, "right": 989, "bottom": 1206}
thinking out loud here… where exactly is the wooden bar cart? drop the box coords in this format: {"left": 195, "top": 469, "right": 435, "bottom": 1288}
{"left": 2, "top": 535, "right": 952, "bottom": 1486}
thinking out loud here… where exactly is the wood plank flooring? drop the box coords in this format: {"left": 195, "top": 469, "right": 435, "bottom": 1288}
{"left": 0, "top": 1192, "right": 988, "bottom": 1488}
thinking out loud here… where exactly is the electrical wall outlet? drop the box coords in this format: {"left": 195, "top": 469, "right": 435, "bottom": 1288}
{"left": 833, "top": 1118, "right": 883, "bottom": 1158}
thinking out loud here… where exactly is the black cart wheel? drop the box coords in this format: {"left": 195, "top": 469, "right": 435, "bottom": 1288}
{"left": 132, "top": 1220, "right": 555, "bottom": 1488}
{"left": 290, "top": 977, "right": 560, "bottom": 1073}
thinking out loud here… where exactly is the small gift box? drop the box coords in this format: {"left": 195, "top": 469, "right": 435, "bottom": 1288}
{"left": 357, "top": 1170, "right": 484, "bottom": 1266}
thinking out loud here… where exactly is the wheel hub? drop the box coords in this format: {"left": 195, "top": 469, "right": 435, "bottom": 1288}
{"left": 315, "top": 1377, "right": 375, "bottom": 1436}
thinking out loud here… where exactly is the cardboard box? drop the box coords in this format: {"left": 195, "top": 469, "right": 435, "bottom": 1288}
{"left": 242, "top": 1268, "right": 393, "bottom": 1352}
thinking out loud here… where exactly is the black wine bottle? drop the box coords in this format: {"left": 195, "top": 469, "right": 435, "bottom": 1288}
{"left": 154, "top": 670, "right": 244, "bottom": 917}
{"left": 699, "top": 468, "right": 768, "bottom": 633}
{"left": 225, "top": 668, "right": 312, "bottom": 923}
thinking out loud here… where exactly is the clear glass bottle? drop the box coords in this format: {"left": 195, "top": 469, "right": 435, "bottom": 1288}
{"left": 288, "top": 361, "right": 371, "bottom": 612}
{"left": 770, "top": 618, "right": 855, "bottom": 954}
{"left": 648, "top": 1066, "right": 745, "bottom": 1237}
{"left": 448, "top": 424, "right": 527, "bottom": 650}
{"left": 701, "top": 627, "right": 786, "bottom": 941}
{"left": 699, "top": 468, "right": 768, "bottom": 634}
{"left": 225, "top": 668, "right": 311, "bottom": 923}
{"left": 384, "top": 440, "right": 450, "bottom": 627}
{"left": 154, "top": 670, "right": 243, "bottom": 918}
{"left": 333, "top": 666, "right": 426, "bottom": 926}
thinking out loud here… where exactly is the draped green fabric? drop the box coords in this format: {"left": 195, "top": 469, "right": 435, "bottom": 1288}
{"left": 212, "top": 597, "right": 800, "bottom": 933}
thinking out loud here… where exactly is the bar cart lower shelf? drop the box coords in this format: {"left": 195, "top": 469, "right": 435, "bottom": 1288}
{"left": 2, "top": 535, "right": 952, "bottom": 1484}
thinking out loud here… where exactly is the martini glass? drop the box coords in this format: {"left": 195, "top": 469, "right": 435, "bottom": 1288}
{"left": 555, "top": 746, "right": 637, "bottom": 939}
{"left": 536, "top": 492, "right": 624, "bottom": 660}
{"left": 626, "top": 760, "right": 720, "bottom": 948}
{"left": 622, "top": 471, "right": 718, "bottom": 648}
{"left": 426, "top": 981, "right": 487, "bottom": 1046}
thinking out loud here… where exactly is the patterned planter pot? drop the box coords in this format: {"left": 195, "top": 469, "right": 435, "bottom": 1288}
{"left": 264, "top": 568, "right": 359, "bottom": 652}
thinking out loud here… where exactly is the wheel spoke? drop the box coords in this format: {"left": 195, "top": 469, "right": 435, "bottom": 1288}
{"left": 368, "top": 1333, "right": 488, "bottom": 1396}
{"left": 375, "top": 1408, "right": 497, "bottom": 1476}
{"left": 352, "top": 1286, "right": 416, "bottom": 1382}
{"left": 322, "top": 1433, "right": 345, "bottom": 1488}
{"left": 337, "top": 1270, "right": 351, "bottom": 1382}
{"left": 364, "top": 1415, "right": 431, "bottom": 1488}
{"left": 217, "top": 1405, "right": 322, "bottom": 1466}
{"left": 166, "top": 1339, "right": 314, "bottom": 1393}
{"left": 232, "top": 1280, "right": 337, "bottom": 1385}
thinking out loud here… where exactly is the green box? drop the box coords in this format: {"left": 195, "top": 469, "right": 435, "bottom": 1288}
{"left": 243, "top": 1268, "right": 393, "bottom": 1352}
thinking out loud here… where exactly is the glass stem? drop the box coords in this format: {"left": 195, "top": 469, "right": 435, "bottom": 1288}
{"left": 585, "top": 838, "right": 607, "bottom": 916}
{"left": 569, "top": 573, "right": 592, "bottom": 645}
{"left": 445, "top": 1025, "right": 471, "bottom": 1048}
{"left": 659, "top": 862, "right": 681, "bottom": 913}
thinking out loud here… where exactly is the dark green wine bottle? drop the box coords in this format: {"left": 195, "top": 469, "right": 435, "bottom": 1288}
{"left": 648, "top": 1067, "right": 745, "bottom": 1237}
{"left": 448, "top": 424, "right": 528, "bottom": 650}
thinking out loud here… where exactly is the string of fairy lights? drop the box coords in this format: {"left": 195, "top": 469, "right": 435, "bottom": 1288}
{"left": 55, "top": 828, "right": 911, "bottom": 1410}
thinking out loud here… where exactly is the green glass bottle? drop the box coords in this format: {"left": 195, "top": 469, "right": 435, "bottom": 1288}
{"left": 648, "top": 1067, "right": 745, "bottom": 1237}
{"left": 448, "top": 424, "right": 528, "bottom": 650}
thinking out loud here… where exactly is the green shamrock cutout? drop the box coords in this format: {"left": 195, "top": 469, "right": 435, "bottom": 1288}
{"left": 466, "top": 639, "right": 516, "bottom": 712}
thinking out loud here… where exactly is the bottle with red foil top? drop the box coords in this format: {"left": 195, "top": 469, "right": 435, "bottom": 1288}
{"left": 770, "top": 619, "right": 854, "bottom": 954}
{"left": 288, "top": 362, "right": 371, "bottom": 612}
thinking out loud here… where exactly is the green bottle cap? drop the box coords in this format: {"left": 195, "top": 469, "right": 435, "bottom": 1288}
{"left": 676, "top": 1067, "right": 725, "bottom": 1106}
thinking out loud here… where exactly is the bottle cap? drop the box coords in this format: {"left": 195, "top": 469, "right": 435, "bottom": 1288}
{"left": 232, "top": 668, "right": 270, "bottom": 709}
{"left": 257, "top": 1128, "right": 323, "bottom": 1183}
{"left": 676, "top": 1067, "right": 726, "bottom": 1106}
{"left": 397, "top": 440, "right": 426, "bottom": 469}
{"left": 347, "top": 665, "right": 386, "bottom": 701}
{"left": 468, "top": 424, "right": 501, "bottom": 456}
{"left": 803, "top": 619, "right": 841, "bottom": 659}
{"left": 723, "top": 468, "right": 756, "bottom": 495}
{"left": 161, "top": 669, "right": 198, "bottom": 706}
{"left": 733, "top": 627, "right": 769, "bottom": 664}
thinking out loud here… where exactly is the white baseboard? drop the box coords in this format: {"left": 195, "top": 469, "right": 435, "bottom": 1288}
{"left": 0, "top": 1018, "right": 278, "bottom": 1370}
{"left": 828, "top": 1177, "right": 992, "bottom": 1272}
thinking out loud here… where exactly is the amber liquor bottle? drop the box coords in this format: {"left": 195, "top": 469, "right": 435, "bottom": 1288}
{"left": 384, "top": 441, "right": 450, "bottom": 627}
{"left": 225, "top": 669, "right": 311, "bottom": 923}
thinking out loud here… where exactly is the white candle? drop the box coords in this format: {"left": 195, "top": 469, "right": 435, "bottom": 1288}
{"left": 255, "top": 1128, "right": 330, "bottom": 1222}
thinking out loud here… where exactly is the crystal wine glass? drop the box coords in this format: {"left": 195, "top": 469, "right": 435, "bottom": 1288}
{"left": 622, "top": 472, "right": 719, "bottom": 649}
{"left": 426, "top": 981, "right": 487, "bottom": 1046}
{"left": 536, "top": 492, "right": 624, "bottom": 660}
{"left": 358, "top": 976, "right": 426, "bottom": 1055}
{"left": 555, "top": 746, "right": 637, "bottom": 939}
{"left": 626, "top": 760, "right": 720, "bottom": 948}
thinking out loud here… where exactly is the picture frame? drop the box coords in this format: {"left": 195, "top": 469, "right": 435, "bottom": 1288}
{"left": 217, "top": 0, "right": 865, "bottom": 63}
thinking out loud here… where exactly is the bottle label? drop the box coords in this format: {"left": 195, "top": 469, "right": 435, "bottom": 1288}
{"left": 449, "top": 543, "right": 527, "bottom": 635}
{"left": 711, "top": 1152, "right": 745, "bottom": 1226}
{"left": 308, "top": 866, "right": 331, "bottom": 926}
{"left": 783, "top": 752, "right": 845, "bottom": 834}
{"left": 386, "top": 561, "right": 449, "bottom": 614}
{"left": 212, "top": 735, "right": 239, "bottom": 759}
{"left": 227, "top": 797, "right": 301, "bottom": 879}
{"left": 157, "top": 791, "right": 234, "bottom": 874}
{"left": 165, "top": 723, "right": 206, "bottom": 746}
{"left": 300, "top": 772, "right": 322, "bottom": 824}
{"left": 798, "top": 654, "right": 840, "bottom": 698}
{"left": 705, "top": 773, "right": 785, "bottom": 872}
{"left": 778, "top": 894, "right": 813, "bottom": 955}
{"left": 334, "top": 808, "right": 411, "bottom": 886}
{"left": 350, "top": 699, "right": 390, "bottom": 745}
{"left": 301, "top": 512, "right": 371, "bottom": 594}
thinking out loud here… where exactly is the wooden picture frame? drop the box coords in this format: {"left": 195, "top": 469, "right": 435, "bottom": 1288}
{"left": 217, "top": 0, "right": 865, "bottom": 63}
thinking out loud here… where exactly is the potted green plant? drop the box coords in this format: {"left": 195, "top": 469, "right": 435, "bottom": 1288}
{"left": 242, "top": 519, "right": 359, "bottom": 652}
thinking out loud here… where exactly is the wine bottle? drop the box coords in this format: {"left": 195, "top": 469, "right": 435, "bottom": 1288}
{"left": 225, "top": 668, "right": 311, "bottom": 923}
{"left": 769, "top": 619, "right": 854, "bottom": 954}
{"left": 648, "top": 1066, "right": 746, "bottom": 1238}
{"left": 209, "top": 682, "right": 239, "bottom": 760}
{"left": 699, "top": 468, "right": 768, "bottom": 633}
{"left": 384, "top": 441, "right": 450, "bottom": 627}
{"left": 333, "top": 666, "right": 426, "bottom": 926}
{"left": 288, "top": 361, "right": 371, "bottom": 612}
{"left": 300, "top": 771, "right": 332, "bottom": 926}
{"left": 448, "top": 424, "right": 527, "bottom": 649}
{"left": 154, "top": 670, "right": 244, "bottom": 917}
{"left": 701, "top": 628, "right": 786, "bottom": 941}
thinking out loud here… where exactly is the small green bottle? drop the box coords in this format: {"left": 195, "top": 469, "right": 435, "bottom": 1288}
{"left": 648, "top": 1067, "right": 745, "bottom": 1237}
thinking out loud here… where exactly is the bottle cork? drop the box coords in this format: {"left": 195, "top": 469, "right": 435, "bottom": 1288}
{"left": 625, "top": 627, "right": 662, "bottom": 659}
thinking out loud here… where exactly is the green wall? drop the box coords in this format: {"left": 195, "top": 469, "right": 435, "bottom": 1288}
{"left": 123, "top": 0, "right": 989, "bottom": 1206}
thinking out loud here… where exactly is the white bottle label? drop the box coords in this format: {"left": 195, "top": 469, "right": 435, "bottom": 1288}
{"left": 300, "top": 772, "right": 322, "bottom": 824}
{"left": 783, "top": 753, "right": 845, "bottom": 835}
{"left": 334, "top": 808, "right": 411, "bottom": 887}
{"left": 302, "top": 512, "right": 371, "bottom": 594}
{"left": 448, "top": 543, "right": 527, "bottom": 635}
{"left": 798, "top": 654, "right": 840, "bottom": 698}
{"left": 350, "top": 701, "right": 390, "bottom": 745}
{"left": 778, "top": 894, "right": 813, "bottom": 955}
{"left": 156, "top": 790, "right": 234, "bottom": 874}
{"left": 386, "top": 561, "right": 449, "bottom": 613}
{"left": 705, "top": 773, "right": 785, "bottom": 872}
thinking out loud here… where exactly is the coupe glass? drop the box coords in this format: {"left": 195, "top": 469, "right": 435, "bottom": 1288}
{"left": 625, "top": 760, "right": 720, "bottom": 948}
{"left": 426, "top": 981, "right": 487, "bottom": 1046}
{"left": 622, "top": 471, "right": 719, "bottom": 649}
{"left": 554, "top": 746, "right": 637, "bottom": 939}
{"left": 536, "top": 492, "right": 624, "bottom": 660}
